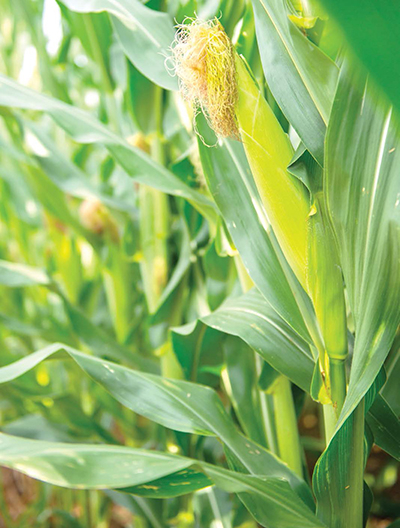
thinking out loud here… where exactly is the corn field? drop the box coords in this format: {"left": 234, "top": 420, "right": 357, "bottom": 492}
{"left": 0, "top": 0, "right": 399, "bottom": 527}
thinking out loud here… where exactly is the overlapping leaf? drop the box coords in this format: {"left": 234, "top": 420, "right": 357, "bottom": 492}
{"left": 0, "top": 74, "right": 216, "bottom": 221}
{"left": 326, "top": 62, "right": 400, "bottom": 426}
{"left": 0, "top": 260, "right": 155, "bottom": 370}
{"left": 0, "top": 433, "right": 325, "bottom": 528}
{"left": 313, "top": 60, "right": 400, "bottom": 527}
{"left": 0, "top": 343, "right": 313, "bottom": 507}
{"left": 251, "top": 0, "right": 338, "bottom": 163}
{"left": 203, "top": 289, "right": 314, "bottom": 392}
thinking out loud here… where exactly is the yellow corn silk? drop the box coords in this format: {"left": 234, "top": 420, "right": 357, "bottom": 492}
{"left": 173, "top": 19, "right": 239, "bottom": 139}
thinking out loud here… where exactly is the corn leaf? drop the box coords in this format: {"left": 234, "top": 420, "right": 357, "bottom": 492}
{"left": 326, "top": 61, "right": 400, "bottom": 426}
{"left": 202, "top": 289, "right": 314, "bottom": 392}
{"left": 313, "top": 375, "right": 385, "bottom": 527}
{"left": 58, "top": 0, "right": 177, "bottom": 90}
{"left": 0, "top": 260, "right": 155, "bottom": 370}
{"left": 0, "top": 433, "right": 325, "bottom": 528}
{"left": 312, "top": 60, "right": 400, "bottom": 527}
{"left": 251, "top": 0, "right": 338, "bottom": 164}
{"left": 0, "top": 259, "right": 50, "bottom": 287}
{"left": 0, "top": 343, "right": 312, "bottom": 506}
{"left": 367, "top": 395, "right": 400, "bottom": 461}
{"left": 316, "top": 0, "right": 400, "bottom": 119}
{"left": 0, "top": 74, "right": 216, "bottom": 221}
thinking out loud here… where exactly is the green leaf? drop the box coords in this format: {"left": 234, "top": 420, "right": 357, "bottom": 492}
{"left": 316, "top": 0, "right": 400, "bottom": 119}
{"left": 0, "top": 344, "right": 312, "bottom": 507}
{"left": 0, "top": 433, "right": 325, "bottom": 528}
{"left": 313, "top": 377, "right": 384, "bottom": 528}
{"left": 326, "top": 60, "right": 400, "bottom": 427}
{"left": 59, "top": 0, "right": 177, "bottom": 90}
{"left": 24, "top": 121, "right": 136, "bottom": 214}
{"left": 0, "top": 259, "right": 156, "bottom": 371}
{"left": 223, "top": 336, "right": 270, "bottom": 446}
{"left": 251, "top": 0, "right": 338, "bottom": 163}
{"left": 170, "top": 319, "right": 224, "bottom": 385}
{"left": 383, "top": 350, "right": 400, "bottom": 415}
{"left": 0, "top": 432, "right": 196, "bottom": 489}
{"left": 0, "top": 259, "right": 50, "bottom": 287}
{"left": 203, "top": 289, "right": 314, "bottom": 392}
{"left": 367, "top": 394, "right": 400, "bottom": 461}
{"left": 0, "top": 74, "right": 216, "bottom": 221}
{"left": 312, "top": 59, "right": 400, "bottom": 528}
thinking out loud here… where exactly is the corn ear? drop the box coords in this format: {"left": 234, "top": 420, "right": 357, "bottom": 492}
{"left": 173, "top": 19, "right": 348, "bottom": 406}
{"left": 235, "top": 56, "right": 310, "bottom": 288}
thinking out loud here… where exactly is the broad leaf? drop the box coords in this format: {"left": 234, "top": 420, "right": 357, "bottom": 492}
{"left": 312, "top": 58, "right": 400, "bottom": 528}
{"left": 317, "top": 0, "right": 400, "bottom": 120}
{"left": 23, "top": 121, "right": 136, "bottom": 213}
{"left": 326, "top": 61, "right": 400, "bottom": 426}
{"left": 0, "top": 433, "right": 325, "bottom": 528}
{"left": 0, "top": 344, "right": 312, "bottom": 506}
{"left": 0, "top": 260, "right": 155, "bottom": 370}
{"left": 313, "top": 377, "right": 385, "bottom": 528}
{"left": 367, "top": 395, "right": 400, "bottom": 461}
{"left": 0, "top": 259, "right": 50, "bottom": 287}
{"left": 203, "top": 289, "right": 314, "bottom": 392}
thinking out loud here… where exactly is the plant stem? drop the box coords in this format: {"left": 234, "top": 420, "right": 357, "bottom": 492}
{"left": 272, "top": 376, "right": 303, "bottom": 477}
{"left": 323, "top": 358, "right": 347, "bottom": 443}
{"left": 322, "top": 403, "right": 337, "bottom": 444}
{"left": 82, "top": 14, "right": 120, "bottom": 133}
{"left": 330, "top": 358, "right": 347, "bottom": 416}
{"left": 254, "top": 353, "right": 278, "bottom": 454}
{"left": 139, "top": 87, "right": 169, "bottom": 314}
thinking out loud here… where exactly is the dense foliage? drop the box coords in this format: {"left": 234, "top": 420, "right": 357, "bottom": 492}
{"left": 0, "top": 0, "right": 399, "bottom": 527}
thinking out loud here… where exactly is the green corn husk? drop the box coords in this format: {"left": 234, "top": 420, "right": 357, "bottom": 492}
{"left": 236, "top": 56, "right": 348, "bottom": 412}
{"left": 307, "top": 193, "right": 348, "bottom": 412}
{"left": 173, "top": 18, "right": 348, "bottom": 410}
{"left": 235, "top": 56, "right": 310, "bottom": 289}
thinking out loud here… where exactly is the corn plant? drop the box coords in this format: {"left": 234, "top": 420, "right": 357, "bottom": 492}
{"left": 0, "top": 0, "right": 399, "bottom": 527}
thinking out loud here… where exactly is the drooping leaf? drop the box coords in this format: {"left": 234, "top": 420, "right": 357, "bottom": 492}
{"left": 0, "top": 344, "right": 312, "bottom": 506}
{"left": 0, "top": 74, "right": 216, "bottom": 221}
{"left": 203, "top": 289, "right": 314, "bottom": 392}
{"left": 0, "top": 259, "right": 50, "bottom": 287}
{"left": 0, "top": 259, "right": 155, "bottom": 370}
{"left": 24, "top": 121, "right": 136, "bottom": 213}
{"left": 59, "top": 0, "right": 177, "bottom": 90}
{"left": 0, "top": 433, "right": 325, "bottom": 528}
